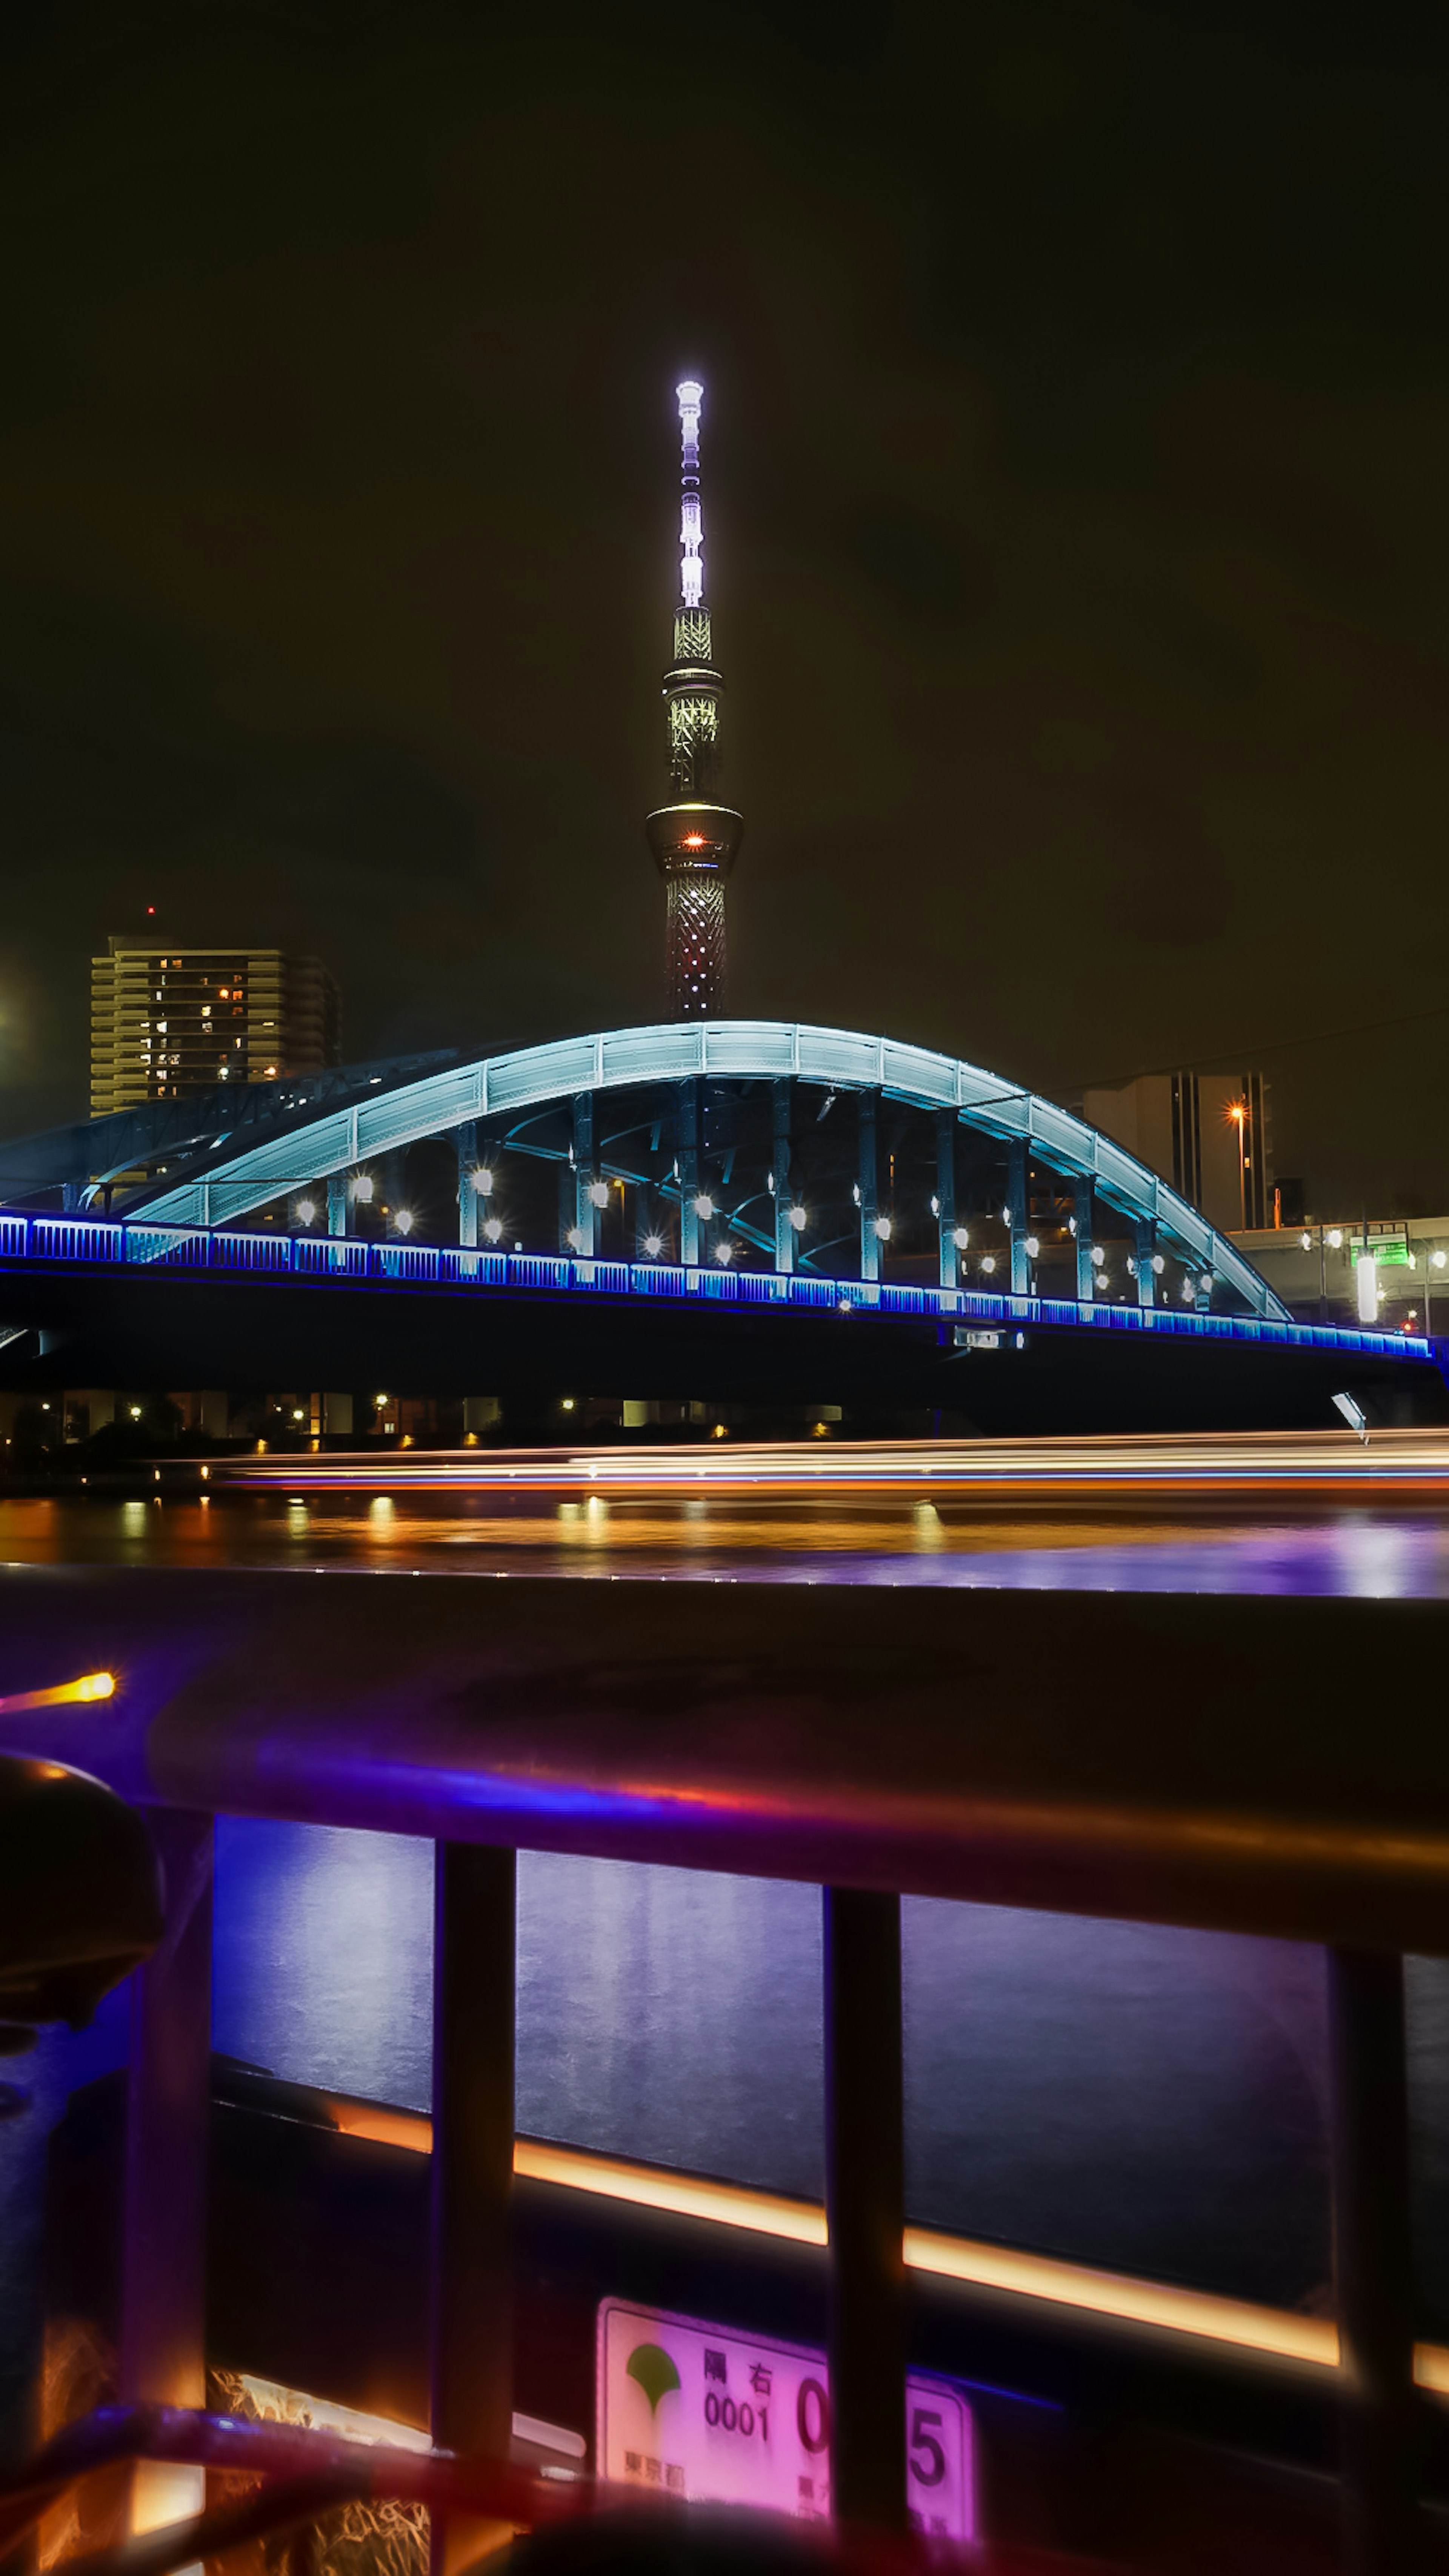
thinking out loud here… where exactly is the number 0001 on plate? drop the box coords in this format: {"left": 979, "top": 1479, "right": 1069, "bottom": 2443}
{"left": 597, "top": 2299, "right": 974, "bottom": 2540}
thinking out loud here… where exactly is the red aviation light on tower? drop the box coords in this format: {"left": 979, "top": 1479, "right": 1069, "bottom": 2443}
{"left": 645, "top": 376, "right": 743, "bottom": 1019}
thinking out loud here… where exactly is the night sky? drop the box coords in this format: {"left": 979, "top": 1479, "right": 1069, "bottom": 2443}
{"left": 1, "top": 3, "right": 1446, "bottom": 1212}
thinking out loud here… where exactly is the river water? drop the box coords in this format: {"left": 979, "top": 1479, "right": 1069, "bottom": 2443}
{"left": 6, "top": 1470, "right": 1449, "bottom": 2455}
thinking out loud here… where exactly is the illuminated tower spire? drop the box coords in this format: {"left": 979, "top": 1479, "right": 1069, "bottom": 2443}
{"left": 645, "top": 378, "right": 744, "bottom": 1017}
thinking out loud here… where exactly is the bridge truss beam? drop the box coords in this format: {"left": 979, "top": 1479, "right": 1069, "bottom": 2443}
{"left": 109, "top": 1022, "right": 1289, "bottom": 1325}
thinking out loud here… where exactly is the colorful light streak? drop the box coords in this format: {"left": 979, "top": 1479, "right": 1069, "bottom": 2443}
{"left": 210, "top": 1429, "right": 1449, "bottom": 1504}
{"left": 317, "top": 2097, "right": 1449, "bottom": 2388}
{"left": 0, "top": 1670, "right": 115, "bottom": 1715}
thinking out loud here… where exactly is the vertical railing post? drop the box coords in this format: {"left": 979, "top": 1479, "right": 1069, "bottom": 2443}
{"left": 572, "top": 1095, "right": 596, "bottom": 1260}
{"left": 678, "top": 1078, "right": 700, "bottom": 1269}
{"left": 1134, "top": 1216, "right": 1157, "bottom": 1309}
{"left": 430, "top": 1841, "right": 517, "bottom": 2574}
{"left": 1007, "top": 1140, "right": 1030, "bottom": 1295}
{"left": 858, "top": 1096, "right": 880, "bottom": 1285}
{"left": 120, "top": 1809, "right": 214, "bottom": 2537}
{"left": 456, "top": 1122, "right": 479, "bottom": 1250}
{"left": 1328, "top": 1944, "right": 1417, "bottom": 2576}
{"left": 327, "top": 1172, "right": 348, "bottom": 1238}
{"left": 1073, "top": 1179, "right": 1095, "bottom": 1304}
{"left": 773, "top": 1078, "right": 795, "bottom": 1276}
{"left": 935, "top": 1111, "right": 958, "bottom": 1292}
{"left": 823, "top": 1886, "right": 906, "bottom": 2532}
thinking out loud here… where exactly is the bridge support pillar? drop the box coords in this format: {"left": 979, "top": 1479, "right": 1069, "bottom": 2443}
{"left": 678, "top": 1079, "right": 700, "bottom": 1267}
{"left": 858, "top": 1092, "right": 880, "bottom": 1284}
{"left": 935, "top": 1111, "right": 958, "bottom": 1290}
{"left": 455, "top": 1122, "right": 478, "bottom": 1249}
{"left": 1134, "top": 1216, "right": 1157, "bottom": 1308}
{"left": 773, "top": 1079, "right": 794, "bottom": 1275}
{"left": 1073, "top": 1180, "right": 1095, "bottom": 1303}
{"left": 328, "top": 1172, "right": 348, "bottom": 1237}
{"left": 823, "top": 1886, "right": 906, "bottom": 2531}
{"left": 571, "top": 1093, "right": 595, "bottom": 1258}
{"left": 120, "top": 1809, "right": 214, "bottom": 2542}
{"left": 431, "top": 1841, "right": 516, "bottom": 2573}
{"left": 1329, "top": 1944, "right": 1417, "bottom": 2576}
{"left": 1008, "top": 1140, "right": 1030, "bottom": 1294}
{"left": 380, "top": 1153, "right": 406, "bottom": 1236}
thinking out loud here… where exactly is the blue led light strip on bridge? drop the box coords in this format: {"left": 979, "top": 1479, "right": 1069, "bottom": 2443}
{"left": 0, "top": 1208, "right": 1429, "bottom": 1363}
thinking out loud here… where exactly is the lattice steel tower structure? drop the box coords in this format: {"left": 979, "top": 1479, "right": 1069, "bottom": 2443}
{"left": 645, "top": 379, "right": 744, "bottom": 1016}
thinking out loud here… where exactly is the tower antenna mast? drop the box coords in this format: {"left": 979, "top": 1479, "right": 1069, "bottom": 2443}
{"left": 645, "top": 379, "right": 744, "bottom": 1016}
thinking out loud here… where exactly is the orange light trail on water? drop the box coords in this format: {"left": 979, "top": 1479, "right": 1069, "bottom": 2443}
{"left": 206, "top": 1429, "right": 1449, "bottom": 1506}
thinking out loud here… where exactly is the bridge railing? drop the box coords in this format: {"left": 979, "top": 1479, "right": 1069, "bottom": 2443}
{"left": 0, "top": 1204, "right": 1429, "bottom": 1363}
{"left": 0, "top": 1576, "right": 1444, "bottom": 2566}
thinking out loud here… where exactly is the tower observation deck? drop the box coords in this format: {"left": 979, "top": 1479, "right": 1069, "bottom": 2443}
{"left": 645, "top": 379, "right": 744, "bottom": 1017}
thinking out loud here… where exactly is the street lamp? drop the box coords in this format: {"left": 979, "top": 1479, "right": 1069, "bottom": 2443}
{"left": 1227, "top": 1100, "right": 1248, "bottom": 1230}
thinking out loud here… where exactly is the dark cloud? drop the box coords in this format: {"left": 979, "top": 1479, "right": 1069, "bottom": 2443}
{"left": 0, "top": 0, "right": 1445, "bottom": 1206}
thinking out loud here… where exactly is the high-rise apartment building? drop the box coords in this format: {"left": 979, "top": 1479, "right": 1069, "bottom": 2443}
{"left": 1080, "top": 1069, "right": 1273, "bottom": 1235}
{"left": 90, "top": 939, "right": 340, "bottom": 1118}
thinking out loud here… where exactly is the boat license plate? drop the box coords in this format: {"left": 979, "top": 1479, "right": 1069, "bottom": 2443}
{"left": 597, "top": 2299, "right": 974, "bottom": 2540}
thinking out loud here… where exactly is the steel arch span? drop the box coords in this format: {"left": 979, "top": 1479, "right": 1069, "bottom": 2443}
{"left": 121, "top": 1019, "right": 1290, "bottom": 1324}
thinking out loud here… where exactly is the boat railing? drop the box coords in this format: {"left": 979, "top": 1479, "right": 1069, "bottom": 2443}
{"left": 2, "top": 1572, "right": 1446, "bottom": 2570}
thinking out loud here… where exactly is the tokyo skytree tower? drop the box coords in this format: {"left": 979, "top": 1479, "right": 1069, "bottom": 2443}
{"left": 644, "top": 379, "right": 744, "bottom": 1016}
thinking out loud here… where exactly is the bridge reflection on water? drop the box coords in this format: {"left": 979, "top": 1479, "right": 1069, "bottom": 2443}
{"left": 8, "top": 1432, "right": 1449, "bottom": 2429}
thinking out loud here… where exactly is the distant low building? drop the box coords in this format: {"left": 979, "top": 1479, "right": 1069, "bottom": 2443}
{"left": 90, "top": 939, "right": 340, "bottom": 1117}
{"left": 1081, "top": 1070, "right": 1272, "bottom": 1235}
{"left": 1231, "top": 1216, "right": 1449, "bottom": 1335}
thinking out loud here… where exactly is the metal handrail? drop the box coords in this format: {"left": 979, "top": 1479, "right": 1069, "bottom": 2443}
{"left": 3, "top": 1573, "right": 1443, "bottom": 2565}
{"left": 0, "top": 2404, "right": 1071, "bottom": 2576}
{"left": 0, "top": 2401, "right": 578, "bottom": 2562}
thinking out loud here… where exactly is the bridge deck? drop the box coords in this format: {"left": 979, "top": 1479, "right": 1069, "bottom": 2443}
{"left": 0, "top": 1205, "right": 1428, "bottom": 1361}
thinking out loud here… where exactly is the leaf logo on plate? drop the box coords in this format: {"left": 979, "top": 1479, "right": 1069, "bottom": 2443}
{"left": 626, "top": 2343, "right": 682, "bottom": 2413}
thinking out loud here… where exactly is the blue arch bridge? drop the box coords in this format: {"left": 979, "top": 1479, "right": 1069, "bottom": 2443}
{"left": 0, "top": 1020, "right": 1438, "bottom": 1435}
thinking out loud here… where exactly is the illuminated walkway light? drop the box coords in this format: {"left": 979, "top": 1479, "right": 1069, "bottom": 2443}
{"left": 586, "top": 1180, "right": 610, "bottom": 1209}
{"left": 472, "top": 1167, "right": 494, "bottom": 1196}
{"left": 483, "top": 1216, "right": 505, "bottom": 1244}
{"left": 872, "top": 1215, "right": 892, "bottom": 1241}
{"left": 643, "top": 1233, "right": 664, "bottom": 1257}
{"left": 351, "top": 1175, "right": 374, "bottom": 1205}
{"left": 692, "top": 1193, "right": 715, "bottom": 1220}
{"left": 952, "top": 1226, "right": 969, "bottom": 1252}
{"left": 296, "top": 1198, "right": 317, "bottom": 1227}
{"left": 788, "top": 1204, "right": 807, "bottom": 1232}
